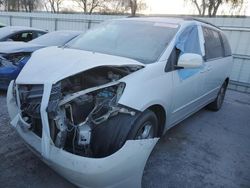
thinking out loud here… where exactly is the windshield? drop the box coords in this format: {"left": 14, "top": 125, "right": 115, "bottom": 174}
{"left": 67, "top": 20, "right": 179, "bottom": 64}
{"left": 30, "top": 31, "right": 80, "bottom": 46}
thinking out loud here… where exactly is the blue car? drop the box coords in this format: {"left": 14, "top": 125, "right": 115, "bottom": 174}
{"left": 0, "top": 30, "right": 82, "bottom": 89}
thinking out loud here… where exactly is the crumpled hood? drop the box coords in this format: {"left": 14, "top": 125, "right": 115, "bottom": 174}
{"left": 0, "top": 41, "right": 44, "bottom": 54}
{"left": 16, "top": 46, "right": 144, "bottom": 84}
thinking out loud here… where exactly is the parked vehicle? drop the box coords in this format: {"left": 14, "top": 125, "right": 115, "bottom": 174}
{"left": 0, "top": 22, "right": 5, "bottom": 28}
{"left": 0, "top": 26, "right": 47, "bottom": 42}
{"left": 0, "top": 30, "right": 82, "bottom": 89}
{"left": 7, "top": 17, "right": 233, "bottom": 188}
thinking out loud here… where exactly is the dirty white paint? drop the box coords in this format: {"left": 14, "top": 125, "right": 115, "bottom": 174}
{"left": 16, "top": 46, "right": 144, "bottom": 84}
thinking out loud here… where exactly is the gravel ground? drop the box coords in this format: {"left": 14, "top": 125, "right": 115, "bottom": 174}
{"left": 0, "top": 90, "right": 250, "bottom": 188}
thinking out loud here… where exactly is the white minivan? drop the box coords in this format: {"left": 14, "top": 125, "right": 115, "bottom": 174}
{"left": 7, "top": 17, "right": 233, "bottom": 188}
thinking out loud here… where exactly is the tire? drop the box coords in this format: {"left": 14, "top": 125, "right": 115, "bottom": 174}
{"left": 127, "top": 110, "right": 158, "bottom": 140}
{"left": 207, "top": 81, "right": 228, "bottom": 111}
{"left": 90, "top": 110, "right": 158, "bottom": 157}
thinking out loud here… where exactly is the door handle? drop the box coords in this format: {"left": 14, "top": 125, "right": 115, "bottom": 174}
{"left": 200, "top": 66, "right": 212, "bottom": 73}
{"left": 200, "top": 69, "right": 208, "bottom": 73}
{"left": 207, "top": 65, "right": 212, "bottom": 71}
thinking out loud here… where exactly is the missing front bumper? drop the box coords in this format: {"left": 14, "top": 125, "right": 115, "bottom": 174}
{"left": 7, "top": 80, "right": 159, "bottom": 188}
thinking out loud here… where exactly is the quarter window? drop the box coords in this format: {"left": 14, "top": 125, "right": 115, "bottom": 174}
{"left": 202, "top": 27, "right": 224, "bottom": 60}
{"left": 34, "top": 31, "right": 46, "bottom": 39}
{"left": 221, "top": 32, "right": 232, "bottom": 57}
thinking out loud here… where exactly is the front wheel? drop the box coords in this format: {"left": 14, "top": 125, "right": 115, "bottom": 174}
{"left": 207, "top": 81, "right": 228, "bottom": 111}
{"left": 127, "top": 110, "right": 158, "bottom": 140}
{"left": 90, "top": 109, "right": 159, "bottom": 158}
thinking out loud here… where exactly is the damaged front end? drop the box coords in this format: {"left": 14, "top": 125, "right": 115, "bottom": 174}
{"left": 7, "top": 65, "right": 159, "bottom": 188}
{"left": 18, "top": 65, "right": 142, "bottom": 157}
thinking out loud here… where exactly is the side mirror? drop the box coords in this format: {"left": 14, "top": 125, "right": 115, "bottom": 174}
{"left": 177, "top": 53, "right": 203, "bottom": 69}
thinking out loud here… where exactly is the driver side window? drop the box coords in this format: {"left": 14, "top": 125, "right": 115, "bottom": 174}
{"left": 166, "top": 25, "right": 202, "bottom": 72}
{"left": 176, "top": 25, "right": 202, "bottom": 55}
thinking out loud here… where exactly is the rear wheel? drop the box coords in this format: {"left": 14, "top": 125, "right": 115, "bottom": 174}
{"left": 207, "top": 81, "right": 228, "bottom": 111}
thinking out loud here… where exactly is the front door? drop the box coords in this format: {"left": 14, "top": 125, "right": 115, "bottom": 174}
{"left": 169, "top": 25, "right": 206, "bottom": 125}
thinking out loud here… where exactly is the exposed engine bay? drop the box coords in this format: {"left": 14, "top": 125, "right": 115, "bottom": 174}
{"left": 18, "top": 65, "right": 142, "bottom": 158}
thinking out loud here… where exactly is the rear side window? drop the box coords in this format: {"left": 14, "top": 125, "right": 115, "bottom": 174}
{"left": 202, "top": 27, "right": 224, "bottom": 61}
{"left": 10, "top": 31, "right": 33, "bottom": 42}
{"left": 221, "top": 33, "right": 232, "bottom": 57}
{"left": 33, "top": 31, "right": 46, "bottom": 39}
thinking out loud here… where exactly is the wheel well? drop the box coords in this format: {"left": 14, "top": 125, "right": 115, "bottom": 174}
{"left": 148, "top": 105, "right": 166, "bottom": 137}
{"left": 225, "top": 77, "right": 229, "bottom": 87}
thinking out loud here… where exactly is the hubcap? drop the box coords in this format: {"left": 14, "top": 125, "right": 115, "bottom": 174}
{"left": 136, "top": 121, "right": 154, "bottom": 140}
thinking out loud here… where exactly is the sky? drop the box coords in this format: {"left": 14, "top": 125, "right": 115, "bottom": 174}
{"left": 63, "top": 0, "right": 250, "bottom": 16}
{"left": 144, "top": 0, "right": 250, "bottom": 16}
{"left": 144, "top": 0, "right": 190, "bottom": 15}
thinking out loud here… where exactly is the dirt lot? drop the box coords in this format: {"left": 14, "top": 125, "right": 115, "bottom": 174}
{"left": 0, "top": 90, "right": 250, "bottom": 188}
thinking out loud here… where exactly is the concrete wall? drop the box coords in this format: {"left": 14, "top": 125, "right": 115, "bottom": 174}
{"left": 0, "top": 12, "right": 249, "bottom": 93}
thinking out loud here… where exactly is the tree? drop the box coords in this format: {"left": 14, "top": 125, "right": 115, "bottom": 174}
{"left": 122, "top": 0, "right": 146, "bottom": 16}
{"left": 73, "top": 0, "right": 106, "bottom": 14}
{"left": 103, "top": 0, "right": 146, "bottom": 16}
{"left": 187, "top": 0, "right": 244, "bottom": 16}
{"left": 1, "top": 0, "right": 41, "bottom": 12}
{"left": 3, "top": 0, "right": 20, "bottom": 11}
{"left": 21, "top": 0, "right": 42, "bottom": 12}
{"left": 98, "top": 0, "right": 128, "bottom": 14}
{"left": 129, "top": 0, "right": 137, "bottom": 16}
{"left": 45, "top": 0, "right": 64, "bottom": 13}
{"left": 74, "top": 0, "right": 147, "bottom": 16}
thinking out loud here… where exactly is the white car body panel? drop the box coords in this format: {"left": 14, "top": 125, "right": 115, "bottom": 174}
{"left": 119, "top": 61, "right": 172, "bottom": 111}
{"left": 202, "top": 56, "right": 233, "bottom": 99}
{"left": 16, "top": 46, "right": 144, "bottom": 84}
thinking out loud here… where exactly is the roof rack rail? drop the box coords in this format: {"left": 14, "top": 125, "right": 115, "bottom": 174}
{"left": 143, "top": 15, "right": 221, "bottom": 30}
{"left": 126, "top": 15, "right": 221, "bottom": 30}
{"left": 183, "top": 17, "right": 221, "bottom": 30}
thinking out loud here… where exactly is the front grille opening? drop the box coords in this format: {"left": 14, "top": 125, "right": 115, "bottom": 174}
{"left": 28, "top": 117, "right": 59, "bottom": 140}
{"left": 19, "top": 84, "right": 44, "bottom": 118}
{"left": 18, "top": 84, "right": 61, "bottom": 142}
{"left": 30, "top": 118, "right": 43, "bottom": 137}
{"left": 18, "top": 84, "right": 44, "bottom": 138}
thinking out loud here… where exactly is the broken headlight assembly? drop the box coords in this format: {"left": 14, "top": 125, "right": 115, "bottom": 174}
{"left": 62, "top": 82, "right": 128, "bottom": 125}
{"left": 0, "top": 53, "right": 30, "bottom": 67}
